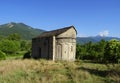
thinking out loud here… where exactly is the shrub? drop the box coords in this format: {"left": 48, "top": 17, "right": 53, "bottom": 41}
{"left": 0, "top": 39, "right": 20, "bottom": 54}
{"left": 104, "top": 39, "right": 120, "bottom": 63}
{"left": 23, "top": 51, "right": 31, "bottom": 59}
{"left": 0, "top": 50, "right": 6, "bottom": 60}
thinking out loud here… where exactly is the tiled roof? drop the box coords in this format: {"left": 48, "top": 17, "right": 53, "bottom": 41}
{"left": 35, "top": 26, "right": 76, "bottom": 38}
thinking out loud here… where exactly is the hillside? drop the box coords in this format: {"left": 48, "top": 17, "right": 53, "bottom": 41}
{"left": 0, "top": 22, "right": 45, "bottom": 40}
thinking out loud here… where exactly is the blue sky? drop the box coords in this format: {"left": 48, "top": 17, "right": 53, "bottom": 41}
{"left": 0, "top": 0, "right": 120, "bottom": 37}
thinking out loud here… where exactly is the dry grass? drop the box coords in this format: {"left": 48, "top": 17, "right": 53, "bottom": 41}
{"left": 0, "top": 59, "right": 120, "bottom": 83}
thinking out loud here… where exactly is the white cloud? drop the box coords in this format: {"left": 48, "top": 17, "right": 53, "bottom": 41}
{"left": 99, "top": 30, "right": 109, "bottom": 37}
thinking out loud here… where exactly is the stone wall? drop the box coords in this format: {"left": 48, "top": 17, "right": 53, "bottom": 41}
{"left": 32, "top": 27, "right": 77, "bottom": 61}
{"left": 55, "top": 27, "right": 76, "bottom": 61}
{"left": 32, "top": 37, "right": 53, "bottom": 59}
{"left": 55, "top": 38, "right": 76, "bottom": 61}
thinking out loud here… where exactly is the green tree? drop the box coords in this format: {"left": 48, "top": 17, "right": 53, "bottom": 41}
{"left": 76, "top": 40, "right": 107, "bottom": 63}
{"left": 104, "top": 39, "right": 120, "bottom": 63}
{"left": 0, "top": 35, "right": 5, "bottom": 41}
{"left": 7, "top": 33, "right": 21, "bottom": 41}
{"left": 0, "top": 50, "right": 6, "bottom": 60}
{"left": 92, "top": 39, "right": 107, "bottom": 62}
{"left": 0, "top": 39, "right": 20, "bottom": 54}
{"left": 76, "top": 44, "right": 81, "bottom": 59}
{"left": 20, "top": 40, "right": 31, "bottom": 51}
{"left": 76, "top": 42, "right": 94, "bottom": 60}
{"left": 20, "top": 40, "right": 27, "bottom": 51}
{"left": 84, "top": 41, "right": 95, "bottom": 60}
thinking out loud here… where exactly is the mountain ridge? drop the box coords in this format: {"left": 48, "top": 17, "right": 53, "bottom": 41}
{"left": 0, "top": 22, "right": 45, "bottom": 40}
{"left": 77, "top": 36, "right": 120, "bottom": 44}
{"left": 0, "top": 22, "right": 120, "bottom": 42}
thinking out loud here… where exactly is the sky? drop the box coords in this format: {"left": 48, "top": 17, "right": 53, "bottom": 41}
{"left": 0, "top": 0, "right": 120, "bottom": 37}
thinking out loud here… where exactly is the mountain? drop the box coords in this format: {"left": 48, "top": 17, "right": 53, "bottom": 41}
{"left": 77, "top": 36, "right": 120, "bottom": 44}
{"left": 1, "top": 22, "right": 120, "bottom": 42}
{"left": 77, "top": 37, "right": 96, "bottom": 44}
{"left": 0, "top": 22, "right": 45, "bottom": 40}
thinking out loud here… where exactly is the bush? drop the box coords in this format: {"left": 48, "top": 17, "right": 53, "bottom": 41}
{"left": 0, "top": 39, "right": 20, "bottom": 54}
{"left": 20, "top": 40, "right": 31, "bottom": 51}
{"left": 104, "top": 39, "right": 120, "bottom": 63}
{"left": 23, "top": 51, "right": 31, "bottom": 59}
{"left": 0, "top": 50, "right": 6, "bottom": 60}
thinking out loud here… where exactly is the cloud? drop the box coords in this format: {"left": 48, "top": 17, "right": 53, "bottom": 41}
{"left": 98, "top": 30, "right": 109, "bottom": 37}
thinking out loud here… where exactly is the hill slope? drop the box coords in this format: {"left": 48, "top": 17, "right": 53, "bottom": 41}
{"left": 0, "top": 22, "right": 45, "bottom": 40}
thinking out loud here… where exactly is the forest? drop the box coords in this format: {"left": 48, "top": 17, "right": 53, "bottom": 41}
{"left": 76, "top": 39, "right": 120, "bottom": 63}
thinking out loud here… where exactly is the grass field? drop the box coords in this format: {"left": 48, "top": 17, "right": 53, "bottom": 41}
{"left": 0, "top": 59, "right": 120, "bottom": 83}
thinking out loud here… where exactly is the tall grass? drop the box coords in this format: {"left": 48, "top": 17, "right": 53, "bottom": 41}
{"left": 0, "top": 59, "right": 120, "bottom": 83}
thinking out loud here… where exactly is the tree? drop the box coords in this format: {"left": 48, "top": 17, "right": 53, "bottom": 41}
{"left": 76, "top": 40, "right": 107, "bottom": 63}
{"left": 76, "top": 42, "right": 94, "bottom": 60}
{"left": 104, "top": 39, "right": 120, "bottom": 63}
{"left": 0, "top": 50, "right": 6, "bottom": 60}
{"left": 7, "top": 33, "right": 21, "bottom": 41}
{"left": 0, "top": 35, "right": 5, "bottom": 41}
{"left": 92, "top": 39, "right": 107, "bottom": 62}
{"left": 20, "top": 40, "right": 31, "bottom": 51}
{"left": 0, "top": 39, "right": 20, "bottom": 54}
{"left": 23, "top": 50, "right": 31, "bottom": 59}
{"left": 76, "top": 44, "right": 81, "bottom": 59}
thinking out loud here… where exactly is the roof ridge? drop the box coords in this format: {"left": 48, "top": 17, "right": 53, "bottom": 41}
{"left": 34, "top": 26, "right": 75, "bottom": 38}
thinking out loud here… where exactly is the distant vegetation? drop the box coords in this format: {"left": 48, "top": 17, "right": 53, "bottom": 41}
{"left": 76, "top": 39, "right": 120, "bottom": 63}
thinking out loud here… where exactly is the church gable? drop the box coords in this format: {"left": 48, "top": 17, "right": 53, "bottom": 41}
{"left": 56, "top": 26, "right": 77, "bottom": 38}
{"left": 32, "top": 26, "right": 77, "bottom": 61}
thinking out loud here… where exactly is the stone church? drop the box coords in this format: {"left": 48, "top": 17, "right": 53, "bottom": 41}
{"left": 32, "top": 26, "right": 77, "bottom": 61}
